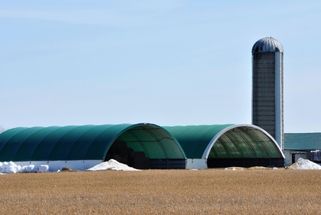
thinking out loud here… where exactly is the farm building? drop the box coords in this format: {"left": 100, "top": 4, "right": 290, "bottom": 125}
{"left": 284, "top": 133, "right": 321, "bottom": 166}
{"left": 166, "top": 124, "right": 284, "bottom": 169}
{"left": 0, "top": 123, "right": 284, "bottom": 170}
{"left": 252, "top": 37, "right": 284, "bottom": 149}
{"left": 0, "top": 123, "right": 187, "bottom": 171}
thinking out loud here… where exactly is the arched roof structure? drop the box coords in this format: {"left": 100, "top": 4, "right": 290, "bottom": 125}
{"left": 0, "top": 124, "right": 186, "bottom": 162}
{"left": 165, "top": 124, "right": 284, "bottom": 160}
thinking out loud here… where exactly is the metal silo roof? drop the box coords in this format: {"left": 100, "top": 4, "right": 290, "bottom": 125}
{"left": 252, "top": 37, "right": 284, "bottom": 54}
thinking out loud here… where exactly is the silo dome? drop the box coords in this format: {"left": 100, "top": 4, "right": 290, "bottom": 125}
{"left": 252, "top": 37, "right": 283, "bottom": 54}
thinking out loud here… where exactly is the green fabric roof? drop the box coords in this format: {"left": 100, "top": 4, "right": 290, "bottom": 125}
{"left": 210, "top": 126, "right": 282, "bottom": 159}
{"left": 285, "top": 133, "right": 321, "bottom": 150}
{"left": 0, "top": 124, "right": 186, "bottom": 162}
{"left": 165, "top": 125, "right": 231, "bottom": 158}
{"left": 165, "top": 124, "right": 283, "bottom": 159}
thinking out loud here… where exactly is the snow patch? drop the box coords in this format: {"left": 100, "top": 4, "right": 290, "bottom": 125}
{"left": 289, "top": 158, "right": 321, "bottom": 170}
{"left": 248, "top": 166, "right": 269, "bottom": 170}
{"left": 224, "top": 166, "right": 280, "bottom": 171}
{"left": 0, "top": 161, "right": 49, "bottom": 174}
{"left": 87, "top": 159, "right": 139, "bottom": 171}
{"left": 224, "top": 167, "right": 245, "bottom": 171}
{"left": 0, "top": 162, "right": 21, "bottom": 173}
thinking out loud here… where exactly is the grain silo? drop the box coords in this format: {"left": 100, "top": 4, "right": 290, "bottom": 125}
{"left": 252, "top": 37, "right": 284, "bottom": 149}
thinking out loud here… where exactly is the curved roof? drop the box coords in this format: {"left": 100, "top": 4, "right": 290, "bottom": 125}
{"left": 0, "top": 124, "right": 186, "bottom": 161}
{"left": 165, "top": 124, "right": 284, "bottom": 159}
{"left": 165, "top": 125, "right": 231, "bottom": 158}
{"left": 252, "top": 37, "right": 283, "bottom": 54}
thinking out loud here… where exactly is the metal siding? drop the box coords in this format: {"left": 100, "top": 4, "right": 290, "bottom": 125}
{"left": 285, "top": 133, "right": 321, "bottom": 150}
{"left": 274, "top": 52, "right": 284, "bottom": 148}
{"left": 253, "top": 52, "right": 276, "bottom": 138}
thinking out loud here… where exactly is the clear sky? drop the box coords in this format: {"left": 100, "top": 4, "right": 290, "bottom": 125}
{"left": 1, "top": 1, "right": 321, "bottom": 132}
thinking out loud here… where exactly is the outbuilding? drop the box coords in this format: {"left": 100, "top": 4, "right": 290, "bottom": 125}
{"left": 165, "top": 124, "right": 284, "bottom": 169}
{"left": 0, "top": 123, "right": 186, "bottom": 171}
{"left": 0, "top": 123, "right": 285, "bottom": 170}
{"left": 284, "top": 133, "right": 321, "bottom": 166}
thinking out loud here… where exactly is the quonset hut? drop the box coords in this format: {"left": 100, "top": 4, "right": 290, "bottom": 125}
{"left": 0, "top": 123, "right": 285, "bottom": 170}
{"left": 166, "top": 124, "right": 284, "bottom": 169}
{"left": 0, "top": 123, "right": 187, "bottom": 171}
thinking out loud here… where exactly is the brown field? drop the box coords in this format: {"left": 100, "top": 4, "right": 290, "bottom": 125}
{"left": 1, "top": 169, "right": 321, "bottom": 214}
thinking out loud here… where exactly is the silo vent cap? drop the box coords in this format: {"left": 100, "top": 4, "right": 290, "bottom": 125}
{"left": 252, "top": 37, "right": 283, "bottom": 54}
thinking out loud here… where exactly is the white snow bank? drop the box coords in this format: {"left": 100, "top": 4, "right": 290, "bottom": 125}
{"left": 0, "top": 162, "right": 21, "bottom": 173}
{"left": 289, "top": 158, "right": 321, "bottom": 170}
{"left": 0, "top": 162, "right": 49, "bottom": 174}
{"left": 87, "top": 159, "right": 139, "bottom": 171}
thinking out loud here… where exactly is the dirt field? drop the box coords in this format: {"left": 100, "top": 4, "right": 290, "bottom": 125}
{"left": 0, "top": 169, "right": 321, "bottom": 214}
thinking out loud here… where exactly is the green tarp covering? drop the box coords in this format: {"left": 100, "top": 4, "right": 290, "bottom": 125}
{"left": 0, "top": 123, "right": 284, "bottom": 163}
{"left": 165, "top": 125, "right": 231, "bottom": 158}
{"left": 165, "top": 124, "right": 283, "bottom": 159}
{"left": 210, "top": 127, "right": 282, "bottom": 158}
{"left": 0, "top": 124, "right": 186, "bottom": 161}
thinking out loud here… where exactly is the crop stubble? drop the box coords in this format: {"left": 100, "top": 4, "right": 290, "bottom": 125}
{"left": 0, "top": 169, "right": 321, "bottom": 214}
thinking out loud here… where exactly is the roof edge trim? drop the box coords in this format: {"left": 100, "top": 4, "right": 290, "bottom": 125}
{"left": 201, "top": 124, "right": 285, "bottom": 159}
{"left": 101, "top": 123, "right": 187, "bottom": 160}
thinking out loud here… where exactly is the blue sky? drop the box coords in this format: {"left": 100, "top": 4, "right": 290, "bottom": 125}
{"left": 1, "top": 1, "right": 321, "bottom": 132}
